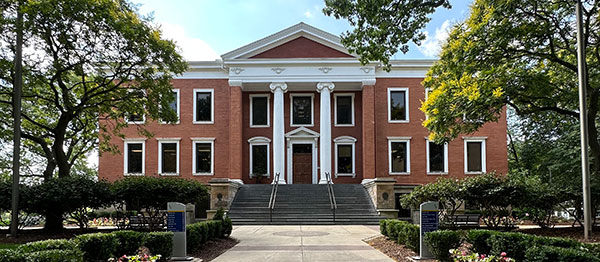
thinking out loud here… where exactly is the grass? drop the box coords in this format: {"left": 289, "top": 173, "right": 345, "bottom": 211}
{"left": 0, "top": 243, "right": 19, "bottom": 250}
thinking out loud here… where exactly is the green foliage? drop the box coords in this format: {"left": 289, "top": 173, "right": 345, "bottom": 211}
{"left": 400, "top": 177, "right": 464, "bottom": 226}
{"left": 323, "top": 0, "right": 451, "bottom": 69}
{"left": 25, "top": 249, "right": 85, "bottom": 262}
{"left": 143, "top": 232, "right": 173, "bottom": 260}
{"left": 583, "top": 243, "right": 600, "bottom": 258}
{"left": 0, "top": 248, "right": 25, "bottom": 262}
{"left": 401, "top": 224, "right": 420, "bottom": 253}
{"left": 524, "top": 245, "right": 600, "bottom": 262}
{"left": 487, "top": 232, "right": 535, "bottom": 261}
{"left": 466, "top": 230, "right": 499, "bottom": 255}
{"left": 424, "top": 230, "right": 464, "bottom": 262}
{"left": 383, "top": 220, "right": 408, "bottom": 240}
{"left": 18, "top": 239, "right": 76, "bottom": 253}
{"left": 379, "top": 220, "right": 388, "bottom": 236}
{"left": 213, "top": 207, "right": 225, "bottom": 221}
{"left": 74, "top": 232, "right": 119, "bottom": 262}
{"left": 187, "top": 222, "right": 205, "bottom": 252}
{"left": 112, "top": 230, "right": 146, "bottom": 257}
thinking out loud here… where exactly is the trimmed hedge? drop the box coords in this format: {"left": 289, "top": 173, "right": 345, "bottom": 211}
{"left": 112, "top": 230, "right": 146, "bottom": 257}
{"left": 18, "top": 238, "right": 76, "bottom": 253}
{"left": 75, "top": 232, "right": 120, "bottom": 262}
{"left": 0, "top": 249, "right": 25, "bottom": 262}
{"left": 144, "top": 232, "right": 174, "bottom": 261}
{"left": 187, "top": 215, "right": 234, "bottom": 252}
{"left": 424, "top": 230, "right": 463, "bottom": 262}
{"left": 466, "top": 229, "right": 499, "bottom": 255}
{"left": 401, "top": 224, "right": 420, "bottom": 252}
{"left": 525, "top": 245, "right": 600, "bottom": 262}
{"left": 27, "top": 249, "right": 85, "bottom": 262}
{"left": 379, "top": 219, "right": 419, "bottom": 253}
{"left": 488, "top": 231, "right": 582, "bottom": 261}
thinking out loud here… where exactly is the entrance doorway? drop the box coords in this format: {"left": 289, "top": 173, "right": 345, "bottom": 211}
{"left": 292, "top": 144, "right": 312, "bottom": 184}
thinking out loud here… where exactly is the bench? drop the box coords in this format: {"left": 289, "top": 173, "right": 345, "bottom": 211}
{"left": 448, "top": 214, "right": 481, "bottom": 227}
{"left": 128, "top": 215, "right": 166, "bottom": 230}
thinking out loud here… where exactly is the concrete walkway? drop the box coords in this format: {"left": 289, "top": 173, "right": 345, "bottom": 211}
{"left": 212, "top": 225, "right": 393, "bottom": 262}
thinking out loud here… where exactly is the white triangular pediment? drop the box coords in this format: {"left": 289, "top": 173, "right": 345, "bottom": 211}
{"left": 285, "top": 127, "right": 320, "bottom": 138}
{"left": 221, "top": 22, "right": 356, "bottom": 60}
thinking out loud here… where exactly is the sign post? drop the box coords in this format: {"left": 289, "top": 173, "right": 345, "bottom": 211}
{"left": 168, "top": 202, "right": 193, "bottom": 261}
{"left": 417, "top": 201, "right": 439, "bottom": 259}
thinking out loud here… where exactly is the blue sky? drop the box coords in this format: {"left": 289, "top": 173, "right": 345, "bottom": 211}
{"left": 133, "top": 0, "right": 473, "bottom": 60}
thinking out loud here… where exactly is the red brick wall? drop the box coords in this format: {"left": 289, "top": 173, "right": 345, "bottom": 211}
{"left": 373, "top": 78, "right": 509, "bottom": 186}
{"left": 250, "top": 37, "right": 353, "bottom": 59}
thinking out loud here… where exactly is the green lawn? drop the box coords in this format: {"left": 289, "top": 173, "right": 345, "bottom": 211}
{"left": 0, "top": 243, "right": 19, "bottom": 250}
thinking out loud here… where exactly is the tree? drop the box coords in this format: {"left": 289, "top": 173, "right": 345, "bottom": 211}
{"left": 0, "top": 0, "right": 187, "bottom": 186}
{"left": 323, "top": 0, "right": 451, "bottom": 70}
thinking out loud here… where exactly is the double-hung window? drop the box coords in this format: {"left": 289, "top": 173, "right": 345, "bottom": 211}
{"left": 193, "top": 89, "right": 214, "bottom": 124}
{"left": 250, "top": 95, "right": 270, "bottom": 127}
{"left": 248, "top": 137, "right": 271, "bottom": 177}
{"left": 192, "top": 138, "right": 214, "bottom": 175}
{"left": 334, "top": 136, "right": 356, "bottom": 177}
{"left": 124, "top": 139, "right": 145, "bottom": 175}
{"left": 426, "top": 140, "right": 448, "bottom": 174}
{"left": 290, "top": 94, "right": 313, "bottom": 126}
{"left": 388, "top": 88, "right": 409, "bottom": 123}
{"left": 334, "top": 94, "right": 354, "bottom": 126}
{"left": 464, "top": 138, "right": 486, "bottom": 174}
{"left": 158, "top": 139, "right": 179, "bottom": 175}
{"left": 388, "top": 137, "right": 411, "bottom": 174}
{"left": 161, "top": 90, "right": 180, "bottom": 124}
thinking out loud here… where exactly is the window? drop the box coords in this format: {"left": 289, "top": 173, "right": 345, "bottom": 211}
{"left": 464, "top": 138, "right": 486, "bottom": 174}
{"left": 124, "top": 140, "right": 145, "bottom": 175}
{"left": 388, "top": 137, "right": 410, "bottom": 174}
{"left": 388, "top": 88, "right": 409, "bottom": 122}
{"left": 290, "top": 94, "right": 313, "bottom": 126}
{"left": 193, "top": 89, "right": 214, "bottom": 124}
{"left": 334, "top": 136, "right": 356, "bottom": 177}
{"left": 161, "top": 90, "right": 180, "bottom": 124}
{"left": 427, "top": 140, "right": 448, "bottom": 174}
{"left": 192, "top": 139, "right": 214, "bottom": 175}
{"left": 249, "top": 137, "right": 271, "bottom": 177}
{"left": 250, "top": 95, "right": 270, "bottom": 127}
{"left": 158, "top": 139, "right": 179, "bottom": 175}
{"left": 125, "top": 90, "right": 145, "bottom": 124}
{"left": 335, "top": 94, "right": 354, "bottom": 126}
{"left": 125, "top": 112, "right": 144, "bottom": 124}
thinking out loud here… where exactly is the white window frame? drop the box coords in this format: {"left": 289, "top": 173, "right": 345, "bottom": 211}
{"left": 123, "top": 138, "right": 146, "bottom": 176}
{"left": 289, "top": 93, "right": 314, "bottom": 127}
{"left": 125, "top": 89, "right": 146, "bottom": 124}
{"left": 463, "top": 137, "right": 487, "bottom": 174}
{"left": 334, "top": 93, "right": 355, "bottom": 127}
{"left": 161, "top": 89, "right": 180, "bottom": 124}
{"left": 248, "top": 136, "right": 271, "bottom": 178}
{"left": 387, "top": 87, "right": 409, "bottom": 123}
{"left": 249, "top": 94, "right": 270, "bottom": 128}
{"left": 334, "top": 136, "right": 357, "bottom": 177}
{"left": 388, "top": 137, "right": 411, "bottom": 175}
{"left": 157, "top": 138, "right": 180, "bottom": 176}
{"left": 193, "top": 89, "right": 214, "bottom": 124}
{"left": 426, "top": 138, "right": 448, "bottom": 175}
{"left": 191, "top": 137, "right": 215, "bottom": 175}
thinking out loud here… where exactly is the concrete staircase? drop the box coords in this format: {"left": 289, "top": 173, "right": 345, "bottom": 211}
{"left": 228, "top": 184, "right": 383, "bottom": 225}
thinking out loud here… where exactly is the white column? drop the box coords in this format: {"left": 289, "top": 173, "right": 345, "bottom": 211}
{"left": 270, "top": 82, "right": 287, "bottom": 184}
{"left": 317, "top": 82, "right": 334, "bottom": 184}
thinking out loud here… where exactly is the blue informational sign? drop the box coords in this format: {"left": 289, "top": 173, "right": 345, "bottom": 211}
{"left": 167, "top": 211, "right": 185, "bottom": 232}
{"left": 421, "top": 211, "right": 439, "bottom": 234}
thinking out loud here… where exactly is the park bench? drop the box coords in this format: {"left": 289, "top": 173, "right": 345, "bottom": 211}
{"left": 448, "top": 214, "right": 481, "bottom": 227}
{"left": 128, "top": 214, "right": 166, "bottom": 230}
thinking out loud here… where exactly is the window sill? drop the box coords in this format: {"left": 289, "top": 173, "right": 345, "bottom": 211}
{"left": 250, "top": 125, "right": 270, "bottom": 128}
{"left": 127, "top": 121, "right": 145, "bottom": 125}
{"left": 193, "top": 173, "right": 214, "bottom": 176}
{"left": 388, "top": 120, "right": 409, "bottom": 124}
{"left": 249, "top": 174, "right": 270, "bottom": 178}
{"left": 427, "top": 172, "right": 448, "bottom": 175}
{"left": 124, "top": 173, "right": 144, "bottom": 176}
{"left": 160, "top": 121, "right": 180, "bottom": 125}
{"left": 159, "top": 173, "right": 179, "bottom": 176}
{"left": 334, "top": 124, "right": 355, "bottom": 127}
{"left": 193, "top": 121, "right": 214, "bottom": 124}
{"left": 335, "top": 173, "right": 355, "bottom": 178}
{"left": 465, "top": 171, "right": 485, "bottom": 175}
{"left": 290, "top": 123, "right": 314, "bottom": 127}
{"left": 389, "top": 172, "right": 410, "bottom": 176}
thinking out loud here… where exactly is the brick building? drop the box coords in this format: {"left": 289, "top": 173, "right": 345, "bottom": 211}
{"left": 98, "top": 23, "right": 507, "bottom": 220}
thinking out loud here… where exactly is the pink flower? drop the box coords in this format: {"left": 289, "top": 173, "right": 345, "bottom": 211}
{"left": 480, "top": 254, "right": 487, "bottom": 259}
{"left": 462, "top": 251, "right": 466, "bottom": 256}
{"left": 501, "top": 252, "right": 507, "bottom": 257}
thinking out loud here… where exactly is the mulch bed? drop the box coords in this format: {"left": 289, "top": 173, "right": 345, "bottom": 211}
{"left": 189, "top": 238, "right": 239, "bottom": 262}
{"left": 366, "top": 236, "right": 425, "bottom": 262}
{"left": 517, "top": 226, "right": 600, "bottom": 243}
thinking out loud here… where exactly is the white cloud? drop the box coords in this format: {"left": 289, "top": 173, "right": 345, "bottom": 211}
{"left": 304, "top": 10, "right": 314, "bottom": 18}
{"left": 159, "top": 22, "right": 220, "bottom": 61}
{"left": 418, "top": 20, "right": 453, "bottom": 58}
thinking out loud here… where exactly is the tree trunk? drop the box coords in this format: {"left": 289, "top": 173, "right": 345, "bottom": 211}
{"left": 44, "top": 208, "right": 64, "bottom": 231}
{"left": 52, "top": 115, "right": 72, "bottom": 178}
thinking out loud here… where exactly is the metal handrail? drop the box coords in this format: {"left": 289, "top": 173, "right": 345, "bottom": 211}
{"left": 268, "top": 172, "right": 281, "bottom": 222}
{"left": 325, "top": 172, "right": 337, "bottom": 222}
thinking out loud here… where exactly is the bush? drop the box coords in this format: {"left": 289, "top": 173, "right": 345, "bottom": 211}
{"left": 424, "top": 230, "right": 464, "bottom": 262}
{"left": 380, "top": 220, "right": 388, "bottom": 236}
{"left": 223, "top": 216, "right": 233, "bottom": 237}
{"left": 583, "top": 243, "right": 600, "bottom": 258}
{"left": 112, "top": 230, "right": 146, "bottom": 257}
{"left": 0, "top": 249, "right": 25, "bottom": 262}
{"left": 466, "top": 230, "right": 499, "bottom": 255}
{"left": 144, "top": 232, "right": 173, "bottom": 261}
{"left": 213, "top": 207, "right": 225, "bottom": 221}
{"left": 18, "top": 239, "right": 76, "bottom": 253}
{"left": 524, "top": 245, "right": 600, "bottom": 262}
{"left": 401, "top": 224, "right": 420, "bottom": 253}
{"left": 74, "top": 232, "right": 119, "bottom": 262}
{"left": 26, "top": 249, "right": 85, "bottom": 262}
{"left": 187, "top": 222, "right": 204, "bottom": 252}
{"left": 384, "top": 220, "right": 408, "bottom": 240}
{"left": 487, "top": 232, "right": 534, "bottom": 261}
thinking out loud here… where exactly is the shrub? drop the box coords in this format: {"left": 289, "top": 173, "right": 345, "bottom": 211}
{"left": 144, "top": 232, "right": 173, "bottom": 261}
{"left": 213, "top": 207, "right": 225, "bottom": 221}
{"left": 223, "top": 216, "right": 233, "bottom": 237}
{"left": 380, "top": 220, "right": 388, "bottom": 236}
{"left": 200, "top": 222, "right": 210, "bottom": 243}
{"left": 74, "top": 232, "right": 119, "bottom": 261}
{"left": 0, "top": 249, "right": 25, "bottom": 262}
{"left": 113, "top": 230, "right": 146, "bottom": 257}
{"left": 424, "top": 230, "right": 464, "bottom": 262}
{"left": 384, "top": 220, "right": 408, "bottom": 240}
{"left": 583, "top": 243, "right": 600, "bottom": 258}
{"left": 524, "top": 245, "right": 600, "bottom": 262}
{"left": 466, "top": 230, "right": 499, "bottom": 255}
{"left": 534, "top": 235, "right": 580, "bottom": 249}
{"left": 402, "top": 224, "right": 420, "bottom": 253}
{"left": 26, "top": 249, "right": 85, "bottom": 262}
{"left": 187, "top": 222, "right": 204, "bottom": 252}
{"left": 18, "top": 238, "right": 76, "bottom": 253}
{"left": 487, "top": 232, "right": 534, "bottom": 261}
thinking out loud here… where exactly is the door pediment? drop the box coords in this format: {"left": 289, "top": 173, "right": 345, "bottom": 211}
{"left": 285, "top": 127, "right": 320, "bottom": 139}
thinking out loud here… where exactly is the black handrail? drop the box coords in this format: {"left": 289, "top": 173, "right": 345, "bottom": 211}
{"left": 325, "top": 172, "right": 337, "bottom": 222}
{"left": 268, "top": 172, "right": 280, "bottom": 222}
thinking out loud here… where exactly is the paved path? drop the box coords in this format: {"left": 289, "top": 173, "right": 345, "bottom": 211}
{"left": 212, "top": 225, "right": 393, "bottom": 262}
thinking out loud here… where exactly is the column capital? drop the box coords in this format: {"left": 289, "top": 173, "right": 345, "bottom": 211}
{"left": 316, "top": 82, "right": 335, "bottom": 93}
{"left": 270, "top": 82, "right": 288, "bottom": 93}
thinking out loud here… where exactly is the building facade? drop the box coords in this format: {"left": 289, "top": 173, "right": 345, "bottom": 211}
{"left": 98, "top": 23, "right": 508, "bottom": 198}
